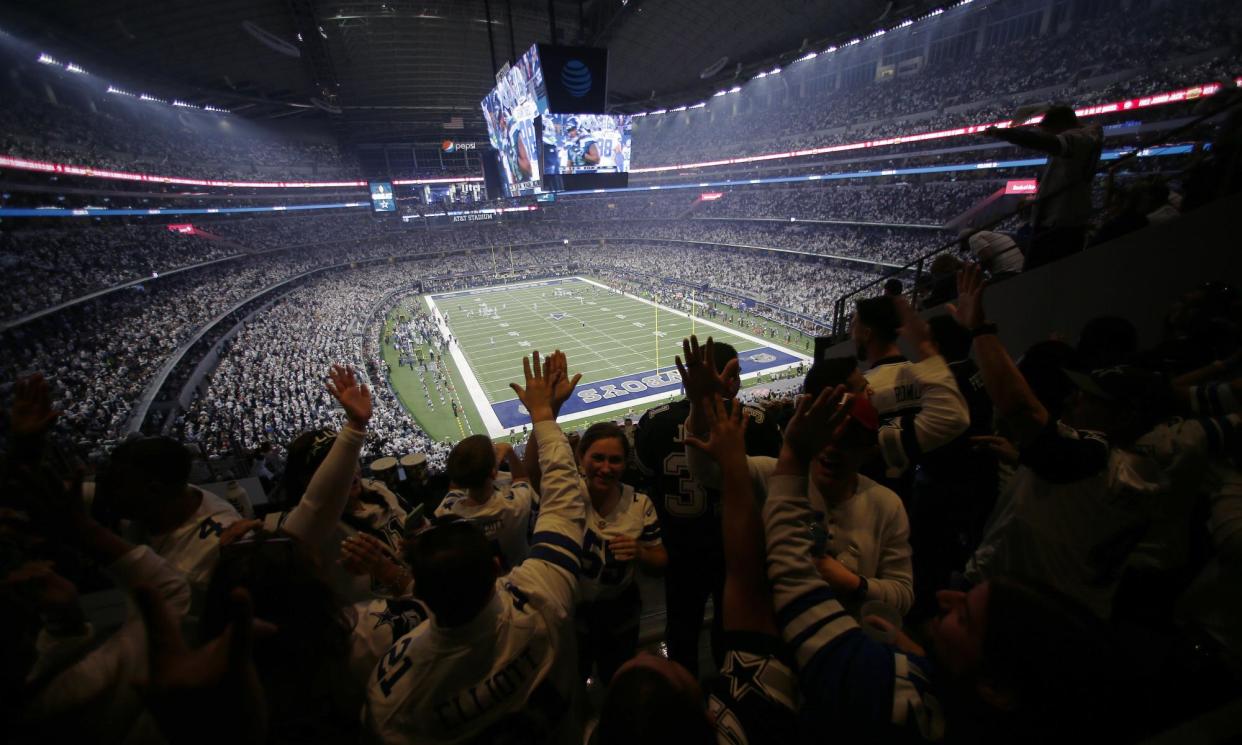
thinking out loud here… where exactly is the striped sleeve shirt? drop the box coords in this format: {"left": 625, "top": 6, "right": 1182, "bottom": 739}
{"left": 762, "top": 474, "right": 945, "bottom": 742}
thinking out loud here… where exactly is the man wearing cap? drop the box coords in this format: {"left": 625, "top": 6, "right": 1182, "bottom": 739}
{"left": 985, "top": 104, "right": 1103, "bottom": 270}
{"left": 963, "top": 230, "right": 1024, "bottom": 279}
{"left": 400, "top": 452, "right": 447, "bottom": 515}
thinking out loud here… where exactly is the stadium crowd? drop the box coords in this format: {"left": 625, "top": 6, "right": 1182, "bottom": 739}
{"left": 4, "top": 263, "right": 1240, "bottom": 743}
{"left": 0, "top": 225, "right": 236, "bottom": 320}
{"left": 177, "top": 267, "right": 454, "bottom": 472}
{"left": 2, "top": 0, "right": 1241, "bottom": 740}
{"left": 631, "top": 0, "right": 1240, "bottom": 168}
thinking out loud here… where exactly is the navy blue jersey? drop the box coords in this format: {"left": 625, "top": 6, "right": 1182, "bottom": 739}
{"left": 707, "top": 632, "right": 799, "bottom": 745}
{"left": 635, "top": 398, "right": 782, "bottom": 557}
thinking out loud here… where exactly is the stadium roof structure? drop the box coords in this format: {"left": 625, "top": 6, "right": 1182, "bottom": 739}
{"left": 2, "top": 0, "right": 940, "bottom": 142}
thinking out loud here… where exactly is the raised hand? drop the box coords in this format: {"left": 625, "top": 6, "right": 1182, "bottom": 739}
{"left": 340, "top": 533, "right": 409, "bottom": 592}
{"left": 948, "top": 263, "right": 988, "bottom": 331}
{"left": 326, "top": 365, "right": 372, "bottom": 429}
{"left": 683, "top": 394, "right": 749, "bottom": 468}
{"left": 10, "top": 373, "right": 61, "bottom": 436}
{"left": 675, "top": 335, "right": 738, "bottom": 406}
{"left": 781, "top": 385, "right": 855, "bottom": 465}
{"left": 894, "top": 295, "right": 936, "bottom": 361}
{"left": 541, "top": 350, "right": 582, "bottom": 416}
{"left": 510, "top": 351, "right": 559, "bottom": 423}
{"left": 136, "top": 586, "right": 268, "bottom": 745}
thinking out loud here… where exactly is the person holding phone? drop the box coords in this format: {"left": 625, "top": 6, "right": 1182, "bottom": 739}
{"left": 574, "top": 422, "right": 668, "bottom": 686}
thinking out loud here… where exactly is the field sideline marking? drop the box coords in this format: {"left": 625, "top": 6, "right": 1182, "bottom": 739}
{"left": 424, "top": 293, "right": 506, "bottom": 436}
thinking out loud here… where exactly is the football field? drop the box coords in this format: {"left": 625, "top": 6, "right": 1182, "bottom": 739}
{"left": 425, "top": 277, "right": 809, "bottom": 436}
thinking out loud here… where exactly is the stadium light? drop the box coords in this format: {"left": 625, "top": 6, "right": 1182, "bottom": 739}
{"left": 768, "top": 67, "right": 782, "bottom": 75}
{"left": 897, "top": 20, "right": 914, "bottom": 28}
{"left": 728, "top": 86, "right": 741, "bottom": 93}
{"left": 846, "top": 38, "right": 861, "bottom": 46}
{"left": 824, "top": 46, "right": 837, "bottom": 54}
{"left": 671, "top": 105, "right": 687, "bottom": 112}
{"left": 172, "top": 100, "right": 196, "bottom": 108}
{"left": 928, "top": 8, "right": 944, "bottom": 16}
{"left": 66, "top": 62, "right": 86, "bottom": 74}
{"left": 690, "top": 102, "right": 707, "bottom": 109}
{"left": 649, "top": 108, "right": 666, "bottom": 115}
{"left": 107, "top": 85, "right": 134, "bottom": 97}
{"left": 713, "top": 89, "right": 728, "bottom": 97}
{"left": 38, "top": 53, "right": 60, "bottom": 65}
{"left": 755, "top": 71, "right": 768, "bottom": 79}
{"left": 633, "top": 111, "right": 647, "bottom": 117}
{"left": 797, "top": 51, "right": 817, "bottom": 62}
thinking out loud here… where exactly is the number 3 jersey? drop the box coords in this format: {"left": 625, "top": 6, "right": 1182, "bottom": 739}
{"left": 577, "top": 482, "right": 662, "bottom": 604}
{"left": 635, "top": 399, "right": 783, "bottom": 560}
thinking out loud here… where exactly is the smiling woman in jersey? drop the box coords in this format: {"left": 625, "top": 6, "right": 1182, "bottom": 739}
{"left": 575, "top": 422, "right": 669, "bottom": 685}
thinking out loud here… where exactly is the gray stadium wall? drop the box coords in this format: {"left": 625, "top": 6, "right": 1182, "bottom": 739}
{"left": 817, "top": 191, "right": 1241, "bottom": 362}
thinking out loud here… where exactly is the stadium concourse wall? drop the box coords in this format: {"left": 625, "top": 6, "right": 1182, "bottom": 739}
{"left": 815, "top": 192, "right": 1242, "bottom": 364}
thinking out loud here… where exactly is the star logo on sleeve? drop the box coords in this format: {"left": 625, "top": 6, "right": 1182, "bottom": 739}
{"left": 369, "top": 599, "right": 429, "bottom": 639}
{"left": 721, "top": 650, "right": 774, "bottom": 702}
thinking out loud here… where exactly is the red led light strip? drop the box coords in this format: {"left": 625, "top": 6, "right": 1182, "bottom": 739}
{"left": 0, "top": 78, "right": 1234, "bottom": 187}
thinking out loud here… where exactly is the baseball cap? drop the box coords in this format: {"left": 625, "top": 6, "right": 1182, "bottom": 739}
{"left": 1038, "top": 104, "right": 1080, "bottom": 130}
{"left": 968, "top": 231, "right": 1017, "bottom": 258}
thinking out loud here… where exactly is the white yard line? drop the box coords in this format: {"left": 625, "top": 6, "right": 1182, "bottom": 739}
{"left": 424, "top": 294, "right": 506, "bottom": 436}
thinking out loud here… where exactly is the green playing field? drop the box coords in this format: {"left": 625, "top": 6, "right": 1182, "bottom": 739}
{"left": 425, "top": 277, "right": 809, "bottom": 436}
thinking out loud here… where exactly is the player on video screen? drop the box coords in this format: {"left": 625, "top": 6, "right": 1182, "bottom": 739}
{"left": 498, "top": 110, "right": 533, "bottom": 184}
{"left": 564, "top": 117, "right": 601, "bottom": 173}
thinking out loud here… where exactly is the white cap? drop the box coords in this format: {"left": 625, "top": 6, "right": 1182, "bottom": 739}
{"left": 968, "top": 231, "right": 1024, "bottom": 273}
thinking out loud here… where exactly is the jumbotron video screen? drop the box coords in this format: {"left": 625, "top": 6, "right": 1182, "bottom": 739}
{"left": 480, "top": 47, "right": 545, "bottom": 197}
{"left": 541, "top": 113, "right": 633, "bottom": 175}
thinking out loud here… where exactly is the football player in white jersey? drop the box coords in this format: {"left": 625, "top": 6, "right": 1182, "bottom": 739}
{"left": 436, "top": 435, "right": 537, "bottom": 571}
{"left": 574, "top": 422, "right": 667, "bottom": 684}
{"left": 365, "top": 350, "right": 587, "bottom": 745}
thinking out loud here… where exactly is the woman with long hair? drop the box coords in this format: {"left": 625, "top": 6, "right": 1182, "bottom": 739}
{"left": 574, "top": 422, "right": 668, "bottom": 685}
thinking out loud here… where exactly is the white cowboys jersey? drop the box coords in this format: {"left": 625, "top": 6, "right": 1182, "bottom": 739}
{"left": 363, "top": 419, "right": 585, "bottom": 745}
{"left": 578, "top": 483, "right": 662, "bottom": 604}
{"left": 862, "top": 355, "right": 969, "bottom": 477}
{"left": 148, "top": 486, "right": 240, "bottom": 592}
{"left": 436, "top": 473, "right": 538, "bottom": 571}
